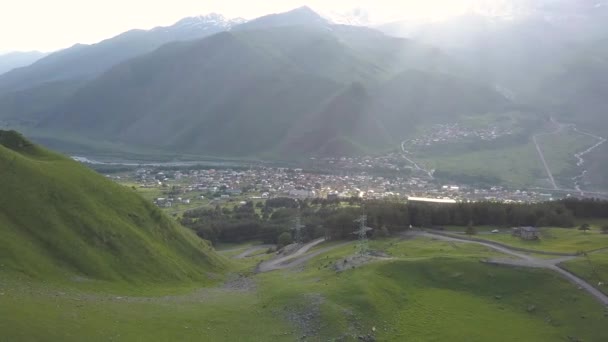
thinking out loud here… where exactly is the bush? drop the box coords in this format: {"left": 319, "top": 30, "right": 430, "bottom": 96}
{"left": 277, "top": 232, "right": 293, "bottom": 248}
{"left": 465, "top": 222, "right": 477, "bottom": 235}
{"left": 373, "top": 226, "right": 390, "bottom": 239}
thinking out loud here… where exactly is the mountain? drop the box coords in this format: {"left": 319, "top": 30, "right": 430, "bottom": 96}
{"left": 379, "top": 0, "right": 608, "bottom": 95}
{"left": 321, "top": 8, "right": 372, "bottom": 26}
{"left": 370, "top": 69, "right": 510, "bottom": 139}
{"left": 0, "top": 51, "right": 48, "bottom": 76}
{"left": 535, "top": 37, "right": 608, "bottom": 131}
{"left": 37, "top": 19, "right": 507, "bottom": 158}
{"left": 0, "top": 13, "right": 246, "bottom": 94}
{"left": 235, "top": 6, "right": 329, "bottom": 31}
{"left": 0, "top": 130, "right": 224, "bottom": 282}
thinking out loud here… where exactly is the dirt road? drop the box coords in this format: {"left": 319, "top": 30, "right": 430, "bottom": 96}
{"left": 419, "top": 231, "right": 608, "bottom": 306}
{"left": 257, "top": 238, "right": 327, "bottom": 272}
{"left": 234, "top": 245, "right": 274, "bottom": 259}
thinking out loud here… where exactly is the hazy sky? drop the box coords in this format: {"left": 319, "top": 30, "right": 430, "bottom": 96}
{"left": 0, "top": 0, "right": 477, "bottom": 52}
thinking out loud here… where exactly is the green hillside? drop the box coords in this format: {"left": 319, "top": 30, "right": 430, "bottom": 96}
{"left": 0, "top": 130, "right": 225, "bottom": 283}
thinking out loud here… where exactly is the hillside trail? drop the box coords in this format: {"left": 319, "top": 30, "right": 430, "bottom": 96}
{"left": 400, "top": 140, "right": 434, "bottom": 179}
{"left": 233, "top": 245, "right": 274, "bottom": 259}
{"left": 415, "top": 231, "right": 608, "bottom": 306}
{"left": 532, "top": 117, "right": 567, "bottom": 190}
{"left": 533, "top": 117, "right": 607, "bottom": 194}
{"left": 570, "top": 126, "right": 607, "bottom": 195}
{"left": 257, "top": 238, "right": 351, "bottom": 272}
{"left": 257, "top": 238, "right": 326, "bottom": 272}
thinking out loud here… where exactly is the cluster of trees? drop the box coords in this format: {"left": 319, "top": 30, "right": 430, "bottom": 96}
{"left": 180, "top": 197, "right": 608, "bottom": 245}
{"left": 560, "top": 198, "right": 608, "bottom": 218}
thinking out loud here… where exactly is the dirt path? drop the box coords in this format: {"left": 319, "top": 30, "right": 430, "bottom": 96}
{"left": 400, "top": 140, "right": 434, "bottom": 179}
{"left": 570, "top": 126, "right": 607, "bottom": 195}
{"left": 419, "top": 231, "right": 608, "bottom": 306}
{"left": 234, "top": 245, "right": 274, "bottom": 259}
{"left": 257, "top": 238, "right": 350, "bottom": 272}
{"left": 532, "top": 118, "right": 566, "bottom": 190}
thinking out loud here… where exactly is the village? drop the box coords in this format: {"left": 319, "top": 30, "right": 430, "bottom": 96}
{"left": 403, "top": 123, "right": 515, "bottom": 148}
{"left": 107, "top": 165, "right": 563, "bottom": 211}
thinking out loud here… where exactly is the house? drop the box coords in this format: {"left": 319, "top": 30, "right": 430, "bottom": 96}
{"left": 512, "top": 227, "right": 539, "bottom": 240}
{"left": 327, "top": 192, "right": 339, "bottom": 201}
{"left": 289, "top": 189, "right": 315, "bottom": 199}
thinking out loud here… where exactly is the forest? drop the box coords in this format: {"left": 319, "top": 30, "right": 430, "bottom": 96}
{"left": 180, "top": 197, "right": 608, "bottom": 245}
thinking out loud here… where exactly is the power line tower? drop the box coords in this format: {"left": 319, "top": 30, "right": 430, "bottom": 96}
{"left": 291, "top": 215, "right": 305, "bottom": 244}
{"left": 353, "top": 215, "right": 373, "bottom": 254}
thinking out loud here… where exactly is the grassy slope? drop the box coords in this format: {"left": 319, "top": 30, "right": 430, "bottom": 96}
{"left": 419, "top": 140, "right": 544, "bottom": 187}
{"left": 0, "top": 130, "right": 225, "bottom": 284}
{"left": 562, "top": 249, "right": 608, "bottom": 295}
{"left": 474, "top": 228, "right": 608, "bottom": 253}
{"left": 1, "top": 237, "right": 607, "bottom": 341}
{"left": 536, "top": 129, "right": 597, "bottom": 182}
{"left": 259, "top": 238, "right": 608, "bottom": 341}
{"left": 418, "top": 128, "right": 600, "bottom": 188}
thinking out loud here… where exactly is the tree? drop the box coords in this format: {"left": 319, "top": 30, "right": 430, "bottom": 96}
{"left": 277, "top": 232, "right": 293, "bottom": 248}
{"left": 372, "top": 225, "right": 390, "bottom": 239}
{"left": 578, "top": 223, "right": 591, "bottom": 234}
{"left": 465, "top": 220, "right": 477, "bottom": 235}
{"left": 602, "top": 225, "right": 608, "bottom": 235}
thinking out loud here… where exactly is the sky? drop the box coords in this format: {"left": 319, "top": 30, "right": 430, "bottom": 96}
{"left": 0, "top": 0, "right": 482, "bottom": 53}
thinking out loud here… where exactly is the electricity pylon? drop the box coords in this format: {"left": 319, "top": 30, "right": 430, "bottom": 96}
{"left": 291, "top": 215, "right": 305, "bottom": 244}
{"left": 353, "top": 215, "right": 373, "bottom": 254}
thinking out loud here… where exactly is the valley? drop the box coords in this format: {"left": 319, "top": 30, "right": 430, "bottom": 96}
{"left": 2, "top": 131, "right": 608, "bottom": 341}
{"left": 2, "top": 2, "right": 608, "bottom": 341}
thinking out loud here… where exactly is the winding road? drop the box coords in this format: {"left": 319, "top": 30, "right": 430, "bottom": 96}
{"left": 533, "top": 117, "right": 607, "bottom": 194}
{"left": 257, "top": 238, "right": 329, "bottom": 272}
{"left": 417, "top": 231, "right": 608, "bottom": 306}
{"left": 249, "top": 231, "right": 608, "bottom": 305}
{"left": 571, "top": 127, "right": 607, "bottom": 195}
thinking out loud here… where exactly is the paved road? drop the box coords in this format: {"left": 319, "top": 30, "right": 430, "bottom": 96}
{"left": 419, "top": 231, "right": 608, "bottom": 306}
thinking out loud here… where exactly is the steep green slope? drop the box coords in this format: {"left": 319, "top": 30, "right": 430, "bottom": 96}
{"left": 0, "top": 130, "right": 225, "bottom": 282}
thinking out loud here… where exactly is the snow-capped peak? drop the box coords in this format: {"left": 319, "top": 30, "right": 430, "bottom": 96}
{"left": 173, "top": 13, "right": 247, "bottom": 30}
{"left": 320, "top": 8, "right": 373, "bottom": 26}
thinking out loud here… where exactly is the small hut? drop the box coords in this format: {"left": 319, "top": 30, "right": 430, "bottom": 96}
{"left": 512, "top": 226, "right": 539, "bottom": 240}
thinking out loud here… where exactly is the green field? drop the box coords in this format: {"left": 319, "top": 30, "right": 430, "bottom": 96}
{"left": 562, "top": 249, "right": 608, "bottom": 295}
{"left": 2, "top": 237, "right": 607, "bottom": 341}
{"left": 471, "top": 227, "right": 608, "bottom": 254}
{"left": 536, "top": 129, "right": 598, "bottom": 181}
{"left": 415, "top": 126, "right": 599, "bottom": 188}
{"left": 419, "top": 141, "right": 545, "bottom": 187}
